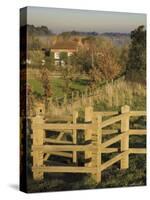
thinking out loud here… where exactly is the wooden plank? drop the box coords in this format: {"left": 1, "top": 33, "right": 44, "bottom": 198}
{"left": 92, "top": 115, "right": 102, "bottom": 183}
{"left": 44, "top": 138, "right": 72, "bottom": 144}
{"left": 73, "top": 111, "right": 78, "bottom": 163}
{"left": 56, "top": 131, "right": 65, "bottom": 140}
{"left": 85, "top": 106, "right": 93, "bottom": 167}
{"left": 32, "top": 115, "right": 44, "bottom": 180}
{"left": 46, "top": 130, "right": 72, "bottom": 134}
{"left": 44, "top": 152, "right": 72, "bottom": 159}
{"left": 130, "top": 111, "right": 146, "bottom": 116}
{"left": 102, "top": 132, "right": 127, "bottom": 148}
{"left": 50, "top": 152, "right": 73, "bottom": 158}
{"left": 102, "top": 148, "right": 118, "bottom": 153}
{"left": 32, "top": 144, "right": 94, "bottom": 152}
{"left": 101, "top": 114, "right": 124, "bottom": 128}
{"left": 101, "top": 152, "right": 125, "bottom": 171}
{"left": 102, "top": 129, "right": 119, "bottom": 135}
{"left": 128, "top": 130, "right": 146, "bottom": 135}
{"left": 129, "top": 148, "right": 146, "bottom": 154}
{"left": 43, "top": 123, "right": 91, "bottom": 130}
{"left": 44, "top": 153, "right": 50, "bottom": 161}
{"left": 32, "top": 166, "right": 96, "bottom": 173}
{"left": 32, "top": 148, "right": 118, "bottom": 156}
{"left": 94, "top": 111, "right": 146, "bottom": 117}
{"left": 120, "top": 105, "right": 130, "bottom": 169}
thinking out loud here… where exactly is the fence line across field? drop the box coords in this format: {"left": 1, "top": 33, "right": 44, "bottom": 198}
{"left": 30, "top": 105, "right": 146, "bottom": 183}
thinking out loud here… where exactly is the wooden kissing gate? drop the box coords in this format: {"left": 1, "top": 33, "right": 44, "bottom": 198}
{"left": 31, "top": 105, "right": 146, "bottom": 183}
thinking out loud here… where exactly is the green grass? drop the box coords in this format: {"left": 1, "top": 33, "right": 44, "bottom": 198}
{"left": 28, "top": 79, "right": 44, "bottom": 96}
{"left": 28, "top": 77, "right": 88, "bottom": 98}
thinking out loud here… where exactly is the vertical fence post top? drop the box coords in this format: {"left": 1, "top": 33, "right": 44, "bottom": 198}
{"left": 85, "top": 106, "right": 93, "bottom": 122}
{"left": 73, "top": 110, "right": 78, "bottom": 118}
{"left": 121, "top": 105, "right": 130, "bottom": 113}
{"left": 35, "top": 102, "right": 45, "bottom": 116}
{"left": 32, "top": 114, "right": 44, "bottom": 124}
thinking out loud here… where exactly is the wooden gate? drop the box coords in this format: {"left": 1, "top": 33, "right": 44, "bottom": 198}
{"left": 31, "top": 105, "right": 146, "bottom": 183}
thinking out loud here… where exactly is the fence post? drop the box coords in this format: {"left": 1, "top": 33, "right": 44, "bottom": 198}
{"left": 32, "top": 115, "right": 44, "bottom": 180}
{"left": 92, "top": 115, "right": 102, "bottom": 183}
{"left": 81, "top": 92, "right": 84, "bottom": 105}
{"left": 85, "top": 88, "right": 88, "bottom": 98}
{"left": 72, "top": 110, "right": 78, "bottom": 163}
{"left": 121, "top": 105, "right": 130, "bottom": 169}
{"left": 63, "top": 94, "right": 67, "bottom": 105}
{"left": 85, "top": 106, "right": 93, "bottom": 167}
{"left": 71, "top": 91, "right": 74, "bottom": 104}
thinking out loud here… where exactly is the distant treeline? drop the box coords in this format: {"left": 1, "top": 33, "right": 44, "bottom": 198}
{"left": 101, "top": 32, "right": 130, "bottom": 37}
{"left": 21, "top": 24, "right": 130, "bottom": 37}
{"left": 60, "top": 31, "right": 99, "bottom": 36}
{"left": 21, "top": 24, "right": 53, "bottom": 36}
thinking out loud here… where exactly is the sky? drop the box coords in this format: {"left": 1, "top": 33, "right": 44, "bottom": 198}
{"left": 22, "top": 6, "right": 146, "bottom": 33}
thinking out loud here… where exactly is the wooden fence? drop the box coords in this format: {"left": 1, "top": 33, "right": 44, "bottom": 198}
{"left": 32, "top": 76, "right": 126, "bottom": 117}
{"left": 31, "top": 105, "right": 146, "bottom": 183}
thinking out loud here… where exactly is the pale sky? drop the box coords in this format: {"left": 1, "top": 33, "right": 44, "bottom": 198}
{"left": 22, "top": 6, "right": 146, "bottom": 33}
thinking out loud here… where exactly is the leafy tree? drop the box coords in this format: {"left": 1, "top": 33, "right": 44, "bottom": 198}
{"left": 96, "top": 46, "right": 121, "bottom": 81}
{"left": 88, "top": 41, "right": 121, "bottom": 88}
{"left": 119, "top": 44, "right": 129, "bottom": 74}
{"left": 70, "top": 48, "right": 92, "bottom": 73}
{"left": 126, "top": 25, "right": 146, "bottom": 84}
{"left": 60, "top": 52, "right": 68, "bottom": 64}
{"left": 88, "top": 66, "right": 102, "bottom": 89}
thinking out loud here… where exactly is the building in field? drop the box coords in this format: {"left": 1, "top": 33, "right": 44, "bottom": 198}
{"left": 50, "top": 41, "right": 78, "bottom": 66}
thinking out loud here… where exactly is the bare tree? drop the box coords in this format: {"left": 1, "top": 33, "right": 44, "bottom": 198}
{"left": 61, "top": 65, "right": 75, "bottom": 94}
{"left": 40, "top": 67, "right": 52, "bottom": 112}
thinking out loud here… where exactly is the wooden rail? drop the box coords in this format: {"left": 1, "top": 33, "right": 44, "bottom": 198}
{"left": 31, "top": 105, "right": 146, "bottom": 183}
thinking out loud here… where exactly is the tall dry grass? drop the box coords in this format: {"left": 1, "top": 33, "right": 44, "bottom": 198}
{"left": 95, "top": 80, "right": 146, "bottom": 110}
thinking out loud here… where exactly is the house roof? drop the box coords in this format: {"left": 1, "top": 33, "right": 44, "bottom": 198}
{"left": 51, "top": 41, "right": 77, "bottom": 50}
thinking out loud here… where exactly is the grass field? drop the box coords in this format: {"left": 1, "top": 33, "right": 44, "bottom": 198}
{"left": 28, "top": 77, "right": 88, "bottom": 98}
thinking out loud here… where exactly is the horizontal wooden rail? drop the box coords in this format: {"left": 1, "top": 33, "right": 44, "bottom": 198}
{"left": 129, "top": 111, "right": 146, "bottom": 116}
{"left": 44, "top": 152, "right": 73, "bottom": 160}
{"left": 44, "top": 138, "right": 73, "bottom": 144}
{"left": 43, "top": 123, "right": 92, "bottom": 130}
{"left": 102, "top": 129, "right": 119, "bottom": 135}
{"left": 102, "top": 129, "right": 146, "bottom": 135}
{"left": 94, "top": 111, "right": 146, "bottom": 117}
{"left": 32, "top": 166, "right": 97, "bottom": 173}
{"left": 129, "top": 148, "right": 146, "bottom": 154}
{"left": 128, "top": 130, "right": 146, "bottom": 135}
{"left": 32, "top": 144, "right": 94, "bottom": 152}
{"left": 102, "top": 148, "right": 118, "bottom": 153}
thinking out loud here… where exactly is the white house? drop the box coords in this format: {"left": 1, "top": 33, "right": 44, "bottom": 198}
{"left": 51, "top": 41, "right": 77, "bottom": 66}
